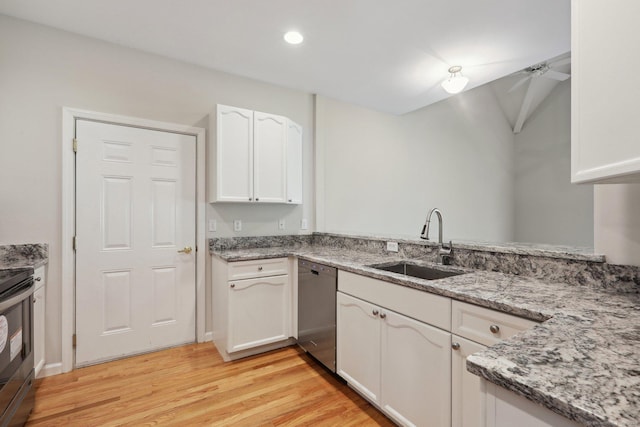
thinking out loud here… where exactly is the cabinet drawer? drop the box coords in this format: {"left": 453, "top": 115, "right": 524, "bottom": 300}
{"left": 34, "top": 265, "right": 46, "bottom": 291}
{"left": 452, "top": 300, "right": 537, "bottom": 347}
{"left": 228, "top": 257, "right": 289, "bottom": 281}
{"left": 338, "top": 270, "right": 451, "bottom": 331}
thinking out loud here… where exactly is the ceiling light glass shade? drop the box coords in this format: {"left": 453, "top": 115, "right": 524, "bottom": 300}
{"left": 441, "top": 66, "right": 469, "bottom": 94}
{"left": 284, "top": 31, "right": 304, "bottom": 45}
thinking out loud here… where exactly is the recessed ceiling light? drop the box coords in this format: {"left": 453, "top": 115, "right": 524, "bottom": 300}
{"left": 284, "top": 31, "right": 304, "bottom": 45}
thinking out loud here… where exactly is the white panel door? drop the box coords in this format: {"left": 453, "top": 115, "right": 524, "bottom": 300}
{"left": 452, "top": 335, "right": 487, "bottom": 427}
{"left": 336, "top": 292, "right": 381, "bottom": 404}
{"left": 254, "top": 111, "right": 287, "bottom": 203}
{"left": 286, "top": 120, "right": 303, "bottom": 204}
{"left": 381, "top": 309, "right": 452, "bottom": 427}
{"left": 215, "top": 105, "right": 254, "bottom": 201}
{"left": 75, "top": 120, "right": 196, "bottom": 366}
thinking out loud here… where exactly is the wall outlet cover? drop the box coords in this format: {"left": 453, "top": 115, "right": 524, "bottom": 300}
{"left": 208, "top": 219, "right": 217, "bottom": 232}
{"left": 300, "top": 218, "right": 308, "bottom": 230}
{"left": 233, "top": 219, "right": 242, "bottom": 232}
{"left": 386, "top": 241, "right": 399, "bottom": 252}
{"left": 278, "top": 219, "right": 285, "bottom": 230}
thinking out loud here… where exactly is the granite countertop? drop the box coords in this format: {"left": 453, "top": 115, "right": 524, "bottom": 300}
{"left": 0, "top": 243, "right": 48, "bottom": 269}
{"left": 211, "top": 244, "right": 639, "bottom": 427}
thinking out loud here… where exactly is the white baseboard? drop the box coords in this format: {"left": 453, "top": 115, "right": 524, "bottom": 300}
{"left": 40, "top": 362, "right": 63, "bottom": 378}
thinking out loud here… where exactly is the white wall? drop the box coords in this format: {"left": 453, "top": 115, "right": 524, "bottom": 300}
{"left": 316, "top": 86, "right": 516, "bottom": 242}
{"left": 0, "top": 15, "right": 314, "bottom": 368}
{"left": 594, "top": 184, "right": 640, "bottom": 266}
{"left": 514, "top": 81, "right": 593, "bottom": 246}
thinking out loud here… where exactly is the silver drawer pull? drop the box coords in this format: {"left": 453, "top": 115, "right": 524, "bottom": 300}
{"left": 372, "top": 309, "right": 379, "bottom": 316}
{"left": 34, "top": 277, "right": 42, "bottom": 282}
{"left": 489, "top": 324, "right": 500, "bottom": 334}
{"left": 380, "top": 313, "right": 387, "bottom": 319}
{"left": 451, "top": 342, "right": 460, "bottom": 350}
{"left": 230, "top": 283, "right": 236, "bottom": 288}
{"left": 258, "top": 266, "right": 263, "bottom": 271}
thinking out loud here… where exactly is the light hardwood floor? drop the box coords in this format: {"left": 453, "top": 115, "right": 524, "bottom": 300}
{"left": 27, "top": 343, "right": 394, "bottom": 426}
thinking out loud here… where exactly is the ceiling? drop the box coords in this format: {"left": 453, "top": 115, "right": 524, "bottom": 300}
{"left": 0, "top": 0, "right": 570, "bottom": 115}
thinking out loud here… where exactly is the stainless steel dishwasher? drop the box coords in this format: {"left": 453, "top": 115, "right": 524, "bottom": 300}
{"left": 297, "top": 259, "right": 337, "bottom": 372}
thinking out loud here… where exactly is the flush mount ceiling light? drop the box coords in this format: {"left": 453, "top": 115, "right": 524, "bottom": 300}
{"left": 441, "top": 66, "right": 469, "bottom": 94}
{"left": 284, "top": 31, "right": 304, "bottom": 45}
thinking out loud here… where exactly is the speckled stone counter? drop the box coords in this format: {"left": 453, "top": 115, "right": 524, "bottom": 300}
{"left": 0, "top": 243, "right": 48, "bottom": 268}
{"left": 211, "top": 235, "right": 640, "bottom": 427}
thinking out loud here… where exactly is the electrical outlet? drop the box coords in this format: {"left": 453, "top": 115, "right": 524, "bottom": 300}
{"left": 208, "top": 219, "right": 217, "bottom": 232}
{"left": 386, "top": 241, "right": 399, "bottom": 252}
{"left": 278, "top": 219, "right": 285, "bottom": 230}
{"left": 233, "top": 220, "right": 242, "bottom": 232}
{"left": 300, "top": 218, "right": 308, "bottom": 230}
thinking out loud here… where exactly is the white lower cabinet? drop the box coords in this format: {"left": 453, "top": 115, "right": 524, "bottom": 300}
{"left": 381, "top": 309, "right": 451, "bottom": 427}
{"left": 211, "top": 256, "right": 293, "bottom": 361}
{"left": 451, "top": 300, "right": 540, "bottom": 427}
{"left": 336, "top": 292, "right": 381, "bottom": 403}
{"left": 337, "top": 291, "right": 451, "bottom": 427}
{"left": 227, "top": 274, "right": 291, "bottom": 353}
{"left": 451, "top": 335, "right": 488, "bottom": 427}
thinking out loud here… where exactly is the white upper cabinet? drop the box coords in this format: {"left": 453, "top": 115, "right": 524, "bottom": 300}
{"left": 286, "top": 120, "right": 303, "bottom": 204}
{"left": 571, "top": 0, "right": 640, "bottom": 183}
{"left": 209, "top": 104, "right": 303, "bottom": 203}
{"left": 212, "top": 105, "right": 254, "bottom": 202}
{"left": 254, "top": 111, "right": 287, "bottom": 203}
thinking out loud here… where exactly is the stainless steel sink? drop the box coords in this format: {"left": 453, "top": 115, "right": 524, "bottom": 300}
{"left": 370, "top": 262, "right": 465, "bottom": 280}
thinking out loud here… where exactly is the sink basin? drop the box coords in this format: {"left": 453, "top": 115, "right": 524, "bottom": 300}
{"left": 370, "top": 262, "right": 465, "bottom": 280}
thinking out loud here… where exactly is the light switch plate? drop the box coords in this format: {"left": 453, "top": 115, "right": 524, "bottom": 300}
{"left": 386, "top": 241, "right": 399, "bottom": 252}
{"left": 300, "top": 218, "right": 308, "bottom": 230}
{"left": 208, "top": 219, "right": 217, "bottom": 232}
{"left": 233, "top": 220, "right": 242, "bottom": 232}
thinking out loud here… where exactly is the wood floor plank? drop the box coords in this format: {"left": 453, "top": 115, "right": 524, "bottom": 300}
{"left": 27, "top": 343, "right": 394, "bottom": 426}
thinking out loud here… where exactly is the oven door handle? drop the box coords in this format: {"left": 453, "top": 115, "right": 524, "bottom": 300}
{"left": 0, "top": 283, "right": 35, "bottom": 312}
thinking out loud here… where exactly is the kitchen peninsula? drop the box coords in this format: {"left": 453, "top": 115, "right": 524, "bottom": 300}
{"left": 211, "top": 233, "right": 640, "bottom": 427}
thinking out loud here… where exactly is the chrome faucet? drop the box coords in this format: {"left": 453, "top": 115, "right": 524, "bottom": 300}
{"left": 420, "top": 208, "right": 452, "bottom": 264}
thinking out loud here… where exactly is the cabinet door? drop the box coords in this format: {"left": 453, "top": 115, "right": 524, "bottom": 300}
{"left": 336, "top": 292, "right": 381, "bottom": 404}
{"left": 227, "top": 275, "right": 291, "bottom": 353}
{"left": 34, "top": 286, "right": 45, "bottom": 378}
{"left": 381, "top": 309, "right": 451, "bottom": 427}
{"left": 286, "top": 120, "right": 303, "bottom": 204}
{"left": 254, "top": 111, "right": 287, "bottom": 203}
{"left": 215, "top": 104, "right": 254, "bottom": 202}
{"left": 452, "top": 335, "right": 487, "bottom": 427}
{"left": 571, "top": 1, "right": 640, "bottom": 183}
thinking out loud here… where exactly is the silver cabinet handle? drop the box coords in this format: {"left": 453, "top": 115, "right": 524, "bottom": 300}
{"left": 230, "top": 283, "right": 235, "bottom": 288}
{"left": 489, "top": 324, "right": 500, "bottom": 334}
{"left": 258, "top": 266, "right": 263, "bottom": 271}
{"left": 249, "top": 198, "right": 252, "bottom": 201}
{"left": 452, "top": 342, "right": 460, "bottom": 350}
{"left": 34, "top": 277, "right": 42, "bottom": 282}
{"left": 372, "top": 309, "right": 379, "bottom": 316}
{"left": 288, "top": 199, "right": 292, "bottom": 202}
{"left": 380, "top": 313, "right": 387, "bottom": 319}
{"left": 255, "top": 198, "right": 260, "bottom": 201}
{"left": 177, "top": 246, "right": 193, "bottom": 254}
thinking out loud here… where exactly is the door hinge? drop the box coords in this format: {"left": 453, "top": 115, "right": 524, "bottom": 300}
{"left": 72, "top": 334, "right": 77, "bottom": 349}
{"left": 72, "top": 235, "right": 78, "bottom": 251}
{"left": 72, "top": 138, "right": 78, "bottom": 153}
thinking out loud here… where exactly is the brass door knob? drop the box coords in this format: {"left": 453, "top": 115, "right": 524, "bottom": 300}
{"left": 178, "top": 246, "right": 193, "bottom": 254}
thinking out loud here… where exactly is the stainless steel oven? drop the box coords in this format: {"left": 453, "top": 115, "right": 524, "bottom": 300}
{"left": 0, "top": 268, "right": 35, "bottom": 427}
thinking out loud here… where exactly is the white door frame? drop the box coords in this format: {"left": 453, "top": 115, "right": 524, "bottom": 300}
{"left": 61, "top": 107, "right": 206, "bottom": 373}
